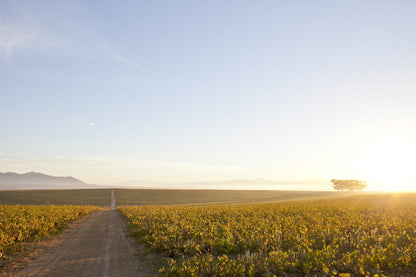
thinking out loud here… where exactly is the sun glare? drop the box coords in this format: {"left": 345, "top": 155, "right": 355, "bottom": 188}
{"left": 359, "top": 139, "right": 416, "bottom": 191}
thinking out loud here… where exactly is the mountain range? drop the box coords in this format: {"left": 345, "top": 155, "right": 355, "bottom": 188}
{"left": 0, "top": 172, "right": 331, "bottom": 191}
{"left": 0, "top": 172, "right": 92, "bottom": 190}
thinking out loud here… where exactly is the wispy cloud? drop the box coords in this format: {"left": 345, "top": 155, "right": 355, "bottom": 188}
{"left": 0, "top": 1, "right": 65, "bottom": 59}
{"left": 0, "top": 0, "right": 143, "bottom": 71}
{"left": 0, "top": 21, "right": 58, "bottom": 60}
{"left": 100, "top": 44, "right": 144, "bottom": 72}
{"left": 0, "top": 25, "right": 32, "bottom": 59}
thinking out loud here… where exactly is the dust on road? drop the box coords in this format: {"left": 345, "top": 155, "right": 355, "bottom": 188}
{"left": 8, "top": 190, "right": 157, "bottom": 277}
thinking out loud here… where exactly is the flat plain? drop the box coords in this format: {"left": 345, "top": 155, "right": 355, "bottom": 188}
{"left": 0, "top": 188, "right": 349, "bottom": 206}
{"left": 0, "top": 189, "right": 112, "bottom": 206}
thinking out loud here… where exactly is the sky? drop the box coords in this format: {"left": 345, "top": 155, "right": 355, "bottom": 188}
{"left": 1, "top": 0, "right": 416, "bottom": 190}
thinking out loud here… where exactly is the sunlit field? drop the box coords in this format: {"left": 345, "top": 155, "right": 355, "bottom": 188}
{"left": 0, "top": 205, "right": 97, "bottom": 262}
{"left": 120, "top": 193, "right": 416, "bottom": 276}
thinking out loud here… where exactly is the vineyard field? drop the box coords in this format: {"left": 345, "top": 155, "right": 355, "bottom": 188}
{"left": 120, "top": 193, "right": 416, "bottom": 276}
{"left": 0, "top": 189, "right": 112, "bottom": 206}
{"left": 0, "top": 189, "right": 345, "bottom": 206}
{"left": 114, "top": 189, "right": 343, "bottom": 206}
{"left": 0, "top": 205, "right": 98, "bottom": 264}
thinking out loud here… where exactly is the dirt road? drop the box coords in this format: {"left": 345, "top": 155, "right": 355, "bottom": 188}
{"left": 11, "top": 190, "right": 155, "bottom": 277}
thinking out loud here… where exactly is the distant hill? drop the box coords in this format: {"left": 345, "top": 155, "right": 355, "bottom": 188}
{"left": 0, "top": 172, "right": 93, "bottom": 190}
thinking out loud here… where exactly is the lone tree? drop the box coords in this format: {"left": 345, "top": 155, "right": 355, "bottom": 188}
{"left": 331, "top": 179, "right": 367, "bottom": 191}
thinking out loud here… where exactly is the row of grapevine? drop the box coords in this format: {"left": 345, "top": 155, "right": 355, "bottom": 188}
{"left": 0, "top": 205, "right": 97, "bottom": 259}
{"left": 120, "top": 194, "right": 416, "bottom": 276}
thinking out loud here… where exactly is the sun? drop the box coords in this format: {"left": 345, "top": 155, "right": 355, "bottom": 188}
{"left": 358, "top": 139, "right": 416, "bottom": 191}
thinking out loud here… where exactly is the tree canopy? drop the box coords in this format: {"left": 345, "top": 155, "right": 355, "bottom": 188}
{"left": 331, "top": 179, "right": 367, "bottom": 191}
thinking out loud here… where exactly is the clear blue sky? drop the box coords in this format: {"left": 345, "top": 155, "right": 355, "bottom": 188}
{"left": 1, "top": 0, "right": 415, "bottom": 190}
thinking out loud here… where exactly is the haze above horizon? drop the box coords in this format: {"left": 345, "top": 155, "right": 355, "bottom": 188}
{"left": 1, "top": 1, "right": 415, "bottom": 191}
